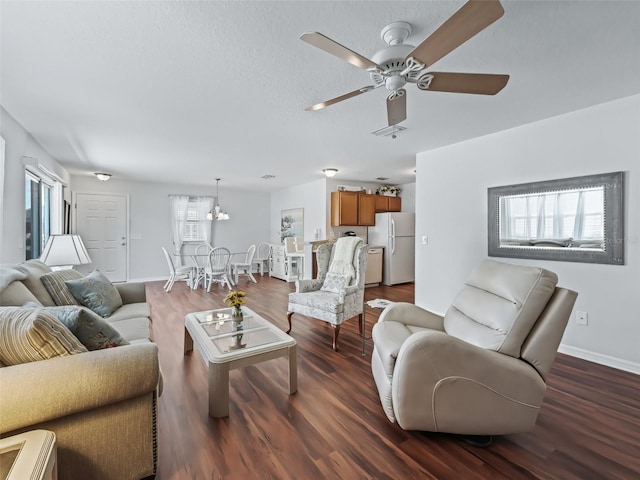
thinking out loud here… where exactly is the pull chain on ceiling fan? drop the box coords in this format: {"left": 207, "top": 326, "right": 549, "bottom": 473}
{"left": 301, "top": 0, "right": 509, "bottom": 127}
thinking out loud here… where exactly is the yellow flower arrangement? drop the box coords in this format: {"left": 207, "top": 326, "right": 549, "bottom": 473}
{"left": 223, "top": 290, "right": 246, "bottom": 317}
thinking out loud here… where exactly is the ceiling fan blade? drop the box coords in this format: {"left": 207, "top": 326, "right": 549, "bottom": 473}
{"left": 420, "top": 72, "right": 509, "bottom": 95}
{"left": 387, "top": 90, "right": 407, "bottom": 126}
{"left": 300, "top": 32, "right": 381, "bottom": 70}
{"left": 407, "top": 0, "right": 505, "bottom": 68}
{"left": 305, "top": 86, "right": 375, "bottom": 111}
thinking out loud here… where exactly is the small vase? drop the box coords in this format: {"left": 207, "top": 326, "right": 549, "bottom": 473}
{"left": 232, "top": 306, "right": 243, "bottom": 323}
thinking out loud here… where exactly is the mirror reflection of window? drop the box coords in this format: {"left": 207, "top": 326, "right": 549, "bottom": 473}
{"left": 499, "top": 186, "right": 605, "bottom": 250}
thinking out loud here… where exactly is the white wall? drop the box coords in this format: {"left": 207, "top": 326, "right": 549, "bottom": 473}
{"left": 398, "top": 181, "right": 415, "bottom": 214}
{"left": 71, "top": 175, "right": 271, "bottom": 281}
{"left": 270, "top": 178, "right": 327, "bottom": 244}
{"left": 415, "top": 94, "right": 640, "bottom": 373}
{"left": 0, "top": 107, "right": 71, "bottom": 263}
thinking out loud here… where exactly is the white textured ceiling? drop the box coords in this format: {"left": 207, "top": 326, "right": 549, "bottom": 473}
{"left": 1, "top": 1, "right": 639, "bottom": 192}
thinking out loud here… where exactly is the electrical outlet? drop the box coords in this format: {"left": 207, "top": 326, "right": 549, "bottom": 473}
{"left": 576, "top": 311, "right": 588, "bottom": 326}
{"left": 422, "top": 235, "right": 428, "bottom": 245}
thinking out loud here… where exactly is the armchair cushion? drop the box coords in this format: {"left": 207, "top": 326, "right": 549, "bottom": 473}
{"left": 288, "top": 291, "right": 345, "bottom": 314}
{"left": 321, "top": 272, "right": 348, "bottom": 293}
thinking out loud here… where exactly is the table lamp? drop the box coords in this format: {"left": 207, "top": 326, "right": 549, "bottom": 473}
{"left": 40, "top": 234, "right": 92, "bottom": 270}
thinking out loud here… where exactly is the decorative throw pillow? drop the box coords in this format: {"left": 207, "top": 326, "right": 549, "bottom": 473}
{"left": 40, "top": 305, "right": 130, "bottom": 350}
{"left": 40, "top": 270, "right": 84, "bottom": 305}
{"left": 0, "top": 306, "right": 87, "bottom": 365}
{"left": 321, "top": 272, "right": 348, "bottom": 294}
{"left": 65, "top": 270, "right": 123, "bottom": 318}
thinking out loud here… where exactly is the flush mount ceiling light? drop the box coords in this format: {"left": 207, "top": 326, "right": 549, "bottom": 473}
{"left": 94, "top": 172, "right": 112, "bottom": 181}
{"left": 207, "top": 178, "right": 230, "bottom": 221}
{"left": 323, "top": 168, "right": 338, "bottom": 178}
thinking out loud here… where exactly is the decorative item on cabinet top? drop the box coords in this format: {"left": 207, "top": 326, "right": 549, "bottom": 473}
{"left": 376, "top": 185, "right": 401, "bottom": 197}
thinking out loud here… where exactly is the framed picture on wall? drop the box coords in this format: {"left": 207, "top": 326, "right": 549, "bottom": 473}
{"left": 281, "top": 208, "right": 304, "bottom": 243}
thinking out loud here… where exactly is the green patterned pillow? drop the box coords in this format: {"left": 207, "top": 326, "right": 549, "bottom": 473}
{"left": 40, "top": 305, "right": 130, "bottom": 350}
{"left": 65, "top": 270, "right": 123, "bottom": 318}
{"left": 40, "top": 269, "right": 84, "bottom": 305}
{"left": 0, "top": 307, "right": 87, "bottom": 365}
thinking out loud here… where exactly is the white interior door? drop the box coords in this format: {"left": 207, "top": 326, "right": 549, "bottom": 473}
{"left": 75, "top": 193, "right": 127, "bottom": 282}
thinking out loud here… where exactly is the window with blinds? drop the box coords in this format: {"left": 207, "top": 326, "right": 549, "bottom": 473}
{"left": 183, "top": 198, "right": 204, "bottom": 242}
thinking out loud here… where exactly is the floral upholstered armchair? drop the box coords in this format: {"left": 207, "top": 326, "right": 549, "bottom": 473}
{"left": 287, "top": 237, "right": 368, "bottom": 351}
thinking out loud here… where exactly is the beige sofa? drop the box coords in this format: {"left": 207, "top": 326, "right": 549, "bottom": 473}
{"left": 0, "top": 260, "right": 160, "bottom": 480}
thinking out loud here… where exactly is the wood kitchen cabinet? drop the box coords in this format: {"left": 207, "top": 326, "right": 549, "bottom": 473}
{"left": 375, "top": 195, "right": 402, "bottom": 212}
{"left": 331, "top": 191, "right": 376, "bottom": 226}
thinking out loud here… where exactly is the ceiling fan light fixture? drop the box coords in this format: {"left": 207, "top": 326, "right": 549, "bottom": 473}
{"left": 323, "top": 168, "right": 338, "bottom": 178}
{"left": 94, "top": 172, "right": 111, "bottom": 181}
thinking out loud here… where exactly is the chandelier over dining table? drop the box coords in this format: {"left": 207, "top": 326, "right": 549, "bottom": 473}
{"left": 207, "top": 178, "right": 230, "bottom": 221}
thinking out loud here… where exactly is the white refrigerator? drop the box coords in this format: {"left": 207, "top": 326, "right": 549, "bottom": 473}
{"left": 367, "top": 212, "right": 415, "bottom": 286}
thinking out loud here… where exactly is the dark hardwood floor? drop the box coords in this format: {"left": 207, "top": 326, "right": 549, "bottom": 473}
{"left": 147, "top": 276, "right": 640, "bottom": 480}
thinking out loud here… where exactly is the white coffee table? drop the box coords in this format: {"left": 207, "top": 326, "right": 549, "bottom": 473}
{"left": 184, "top": 307, "right": 297, "bottom": 418}
{"left": 0, "top": 430, "right": 57, "bottom": 480}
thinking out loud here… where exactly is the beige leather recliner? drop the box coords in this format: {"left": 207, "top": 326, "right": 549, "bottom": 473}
{"left": 371, "top": 259, "right": 578, "bottom": 444}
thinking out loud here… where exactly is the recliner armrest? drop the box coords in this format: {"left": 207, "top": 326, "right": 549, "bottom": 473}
{"left": 378, "top": 302, "right": 445, "bottom": 331}
{"left": 392, "top": 331, "right": 546, "bottom": 431}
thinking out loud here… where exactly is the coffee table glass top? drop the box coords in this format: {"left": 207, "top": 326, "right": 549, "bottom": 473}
{"left": 190, "top": 308, "right": 287, "bottom": 355}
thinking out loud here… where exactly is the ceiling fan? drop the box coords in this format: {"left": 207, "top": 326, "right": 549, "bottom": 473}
{"left": 301, "top": 0, "right": 509, "bottom": 127}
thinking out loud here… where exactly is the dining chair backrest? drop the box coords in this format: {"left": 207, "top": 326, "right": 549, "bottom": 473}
{"left": 256, "top": 243, "right": 271, "bottom": 260}
{"left": 243, "top": 244, "right": 256, "bottom": 264}
{"left": 194, "top": 243, "right": 211, "bottom": 267}
{"left": 162, "top": 246, "right": 176, "bottom": 274}
{"left": 209, "top": 247, "right": 231, "bottom": 273}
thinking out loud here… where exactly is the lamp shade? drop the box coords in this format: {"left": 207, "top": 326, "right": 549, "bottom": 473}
{"left": 40, "top": 234, "right": 92, "bottom": 267}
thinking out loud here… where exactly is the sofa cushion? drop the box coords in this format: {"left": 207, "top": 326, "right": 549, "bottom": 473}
{"left": 108, "top": 317, "right": 152, "bottom": 342}
{"left": 0, "top": 306, "right": 87, "bottom": 365}
{"left": 66, "top": 270, "right": 123, "bottom": 318}
{"left": 18, "top": 260, "right": 56, "bottom": 306}
{"left": 108, "top": 303, "right": 151, "bottom": 322}
{"left": 40, "top": 270, "right": 84, "bottom": 305}
{"left": 39, "top": 305, "right": 130, "bottom": 350}
{"left": 0, "top": 281, "right": 42, "bottom": 307}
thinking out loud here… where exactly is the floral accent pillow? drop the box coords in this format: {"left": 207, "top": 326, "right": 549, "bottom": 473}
{"left": 320, "top": 272, "right": 348, "bottom": 294}
{"left": 39, "top": 305, "right": 129, "bottom": 350}
{"left": 65, "top": 270, "right": 123, "bottom": 318}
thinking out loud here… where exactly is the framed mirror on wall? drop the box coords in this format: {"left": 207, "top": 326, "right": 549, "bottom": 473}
{"left": 488, "top": 171, "right": 624, "bottom": 265}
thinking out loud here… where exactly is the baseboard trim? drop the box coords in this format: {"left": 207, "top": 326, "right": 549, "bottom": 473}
{"left": 559, "top": 344, "right": 640, "bottom": 375}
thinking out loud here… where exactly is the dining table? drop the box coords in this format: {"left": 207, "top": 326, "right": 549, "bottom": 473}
{"left": 174, "top": 251, "right": 245, "bottom": 289}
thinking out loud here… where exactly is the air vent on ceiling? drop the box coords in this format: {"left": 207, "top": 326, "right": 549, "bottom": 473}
{"left": 261, "top": 174, "right": 276, "bottom": 179}
{"left": 371, "top": 125, "right": 406, "bottom": 138}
